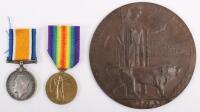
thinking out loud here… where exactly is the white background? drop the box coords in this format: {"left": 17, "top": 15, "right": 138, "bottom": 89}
{"left": 0, "top": 0, "right": 199, "bottom": 112}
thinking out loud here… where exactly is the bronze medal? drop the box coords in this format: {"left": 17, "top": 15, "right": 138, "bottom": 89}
{"left": 90, "top": 2, "right": 196, "bottom": 108}
{"left": 46, "top": 25, "right": 80, "bottom": 104}
{"left": 46, "top": 72, "right": 77, "bottom": 104}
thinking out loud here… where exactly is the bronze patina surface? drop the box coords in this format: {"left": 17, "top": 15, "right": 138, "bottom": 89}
{"left": 90, "top": 2, "right": 196, "bottom": 108}
{"left": 46, "top": 72, "right": 77, "bottom": 105}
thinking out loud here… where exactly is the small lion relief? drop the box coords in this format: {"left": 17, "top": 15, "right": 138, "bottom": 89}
{"left": 110, "top": 65, "right": 181, "bottom": 99}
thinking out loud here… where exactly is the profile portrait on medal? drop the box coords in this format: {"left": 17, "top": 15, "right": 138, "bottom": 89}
{"left": 12, "top": 74, "right": 31, "bottom": 99}
{"left": 7, "top": 70, "right": 35, "bottom": 101}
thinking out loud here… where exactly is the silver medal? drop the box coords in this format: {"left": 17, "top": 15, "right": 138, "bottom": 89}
{"left": 6, "top": 63, "right": 36, "bottom": 101}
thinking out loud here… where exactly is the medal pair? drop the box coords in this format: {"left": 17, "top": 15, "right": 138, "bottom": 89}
{"left": 6, "top": 25, "right": 80, "bottom": 105}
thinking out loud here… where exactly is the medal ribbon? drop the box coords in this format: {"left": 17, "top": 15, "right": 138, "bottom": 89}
{"left": 48, "top": 25, "right": 80, "bottom": 70}
{"left": 7, "top": 28, "right": 37, "bottom": 62}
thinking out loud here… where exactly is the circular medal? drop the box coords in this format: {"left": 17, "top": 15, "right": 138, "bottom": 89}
{"left": 6, "top": 66, "right": 36, "bottom": 101}
{"left": 46, "top": 72, "right": 77, "bottom": 104}
{"left": 90, "top": 2, "right": 196, "bottom": 108}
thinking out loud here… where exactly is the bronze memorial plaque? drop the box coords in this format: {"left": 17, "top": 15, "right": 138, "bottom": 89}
{"left": 90, "top": 2, "right": 196, "bottom": 108}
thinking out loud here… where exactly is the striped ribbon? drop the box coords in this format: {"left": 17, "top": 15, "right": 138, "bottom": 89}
{"left": 7, "top": 28, "right": 37, "bottom": 62}
{"left": 48, "top": 25, "right": 80, "bottom": 70}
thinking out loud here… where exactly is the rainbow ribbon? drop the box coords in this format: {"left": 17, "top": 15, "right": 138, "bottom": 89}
{"left": 7, "top": 28, "right": 37, "bottom": 62}
{"left": 48, "top": 25, "right": 80, "bottom": 70}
